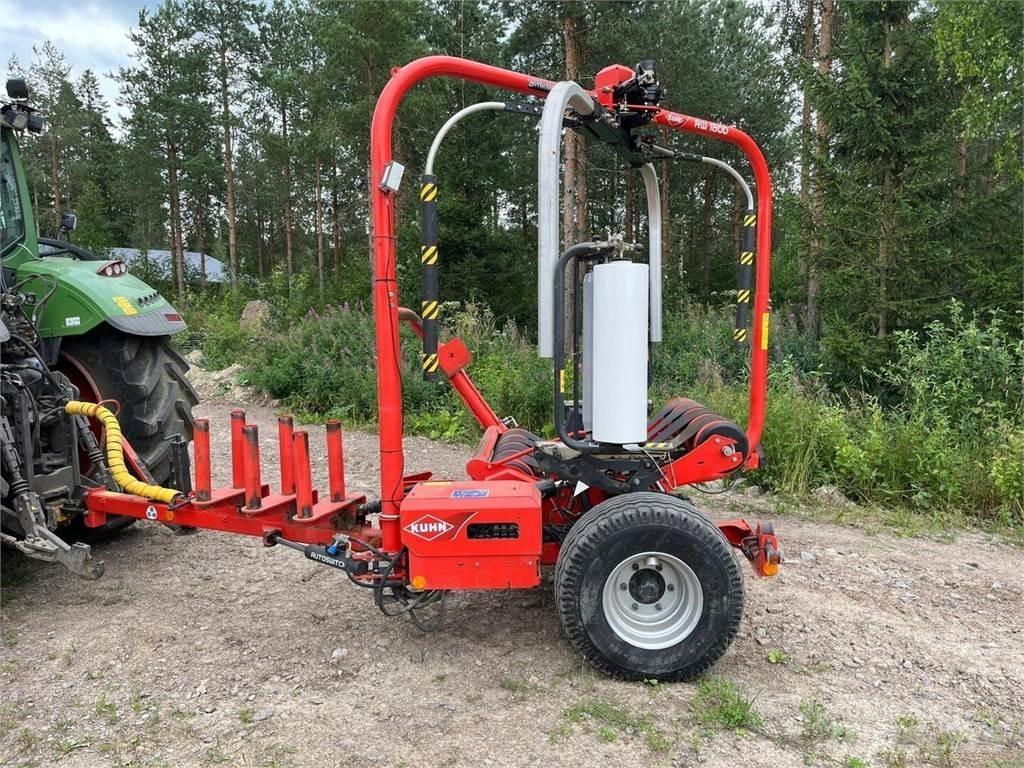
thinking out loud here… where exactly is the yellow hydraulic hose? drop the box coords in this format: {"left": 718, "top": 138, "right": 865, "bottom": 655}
{"left": 65, "top": 401, "right": 180, "bottom": 504}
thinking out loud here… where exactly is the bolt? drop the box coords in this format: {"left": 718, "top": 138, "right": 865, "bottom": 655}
{"left": 655, "top": 603, "right": 662, "bottom": 611}
{"left": 656, "top": 564, "right": 663, "bottom": 572}
{"left": 722, "top": 445, "right": 735, "bottom": 457}
{"left": 631, "top": 603, "right": 639, "bottom": 610}
{"left": 632, "top": 563, "right": 639, "bottom": 571}
{"left": 620, "top": 583, "right": 627, "bottom": 591}
{"left": 667, "top": 584, "right": 675, "bottom": 592}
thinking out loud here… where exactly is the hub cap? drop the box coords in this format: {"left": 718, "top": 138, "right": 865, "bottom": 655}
{"left": 602, "top": 552, "right": 703, "bottom": 650}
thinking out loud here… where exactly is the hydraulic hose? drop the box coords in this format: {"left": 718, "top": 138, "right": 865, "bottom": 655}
{"left": 65, "top": 401, "right": 180, "bottom": 504}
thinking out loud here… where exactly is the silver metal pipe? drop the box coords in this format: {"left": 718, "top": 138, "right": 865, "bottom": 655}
{"left": 701, "top": 156, "right": 754, "bottom": 210}
{"left": 425, "top": 101, "right": 506, "bottom": 175}
{"left": 536, "top": 81, "right": 597, "bottom": 358}
{"left": 639, "top": 163, "right": 662, "bottom": 343}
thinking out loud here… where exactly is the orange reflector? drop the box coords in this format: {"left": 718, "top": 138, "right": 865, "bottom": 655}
{"left": 762, "top": 561, "right": 779, "bottom": 577}
{"left": 411, "top": 575, "right": 427, "bottom": 590}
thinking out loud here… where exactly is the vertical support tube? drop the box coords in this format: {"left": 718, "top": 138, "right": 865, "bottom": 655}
{"left": 734, "top": 209, "right": 755, "bottom": 343}
{"left": 537, "top": 81, "right": 598, "bottom": 358}
{"left": 372, "top": 57, "right": 557, "bottom": 553}
{"left": 420, "top": 174, "right": 440, "bottom": 380}
{"left": 193, "top": 418, "right": 211, "bottom": 502}
{"left": 325, "top": 420, "right": 346, "bottom": 502}
{"left": 230, "top": 409, "right": 246, "bottom": 489}
{"left": 277, "top": 416, "right": 295, "bottom": 494}
{"left": 639, "top": 163, "right": 663, "bottom": 343}
{"left": 293, "top": 431, "right": 314, "bottom": 519}
{"left": 242, "top": 424, "right": 261, "bottom": 510}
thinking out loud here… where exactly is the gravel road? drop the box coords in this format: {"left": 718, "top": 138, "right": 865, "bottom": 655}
{"left": 2, "top": 392, "right": 1022, "bottom": 768}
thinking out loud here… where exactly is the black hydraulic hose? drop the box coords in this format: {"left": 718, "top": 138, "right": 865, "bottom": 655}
{"left": 552, "top": 242, "right": 614, "bottom": 453}
{"left": 734, "top": 209, "right": 755, "bottom": 344}
{"left": 419, "top": 174, "right": 440, "bottom": 380}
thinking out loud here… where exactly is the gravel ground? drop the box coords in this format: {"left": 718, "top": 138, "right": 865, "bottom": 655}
{"left": 1, "top": 386, "right": 1022, "bottom": 768}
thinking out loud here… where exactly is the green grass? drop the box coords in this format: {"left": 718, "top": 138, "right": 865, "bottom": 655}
{"left": 563, "top": 697, "right": 670, "bottom": 752}
{"left": 93, "top": 692, "right": 118, "bottom": 725}
{"left": 766, "top": 648, "right": 790, "bottom": 665}
{"left": 690, "top": 677, "right": 762, "bottom": 732}
{"left": 799, "top": 698, "right": 853, "bottom": 743}
{"left": 238, "top": 707, "right": 255, "bottom": 725}
{"left": 498, "top": 676, "right": 539, "bottom": 699}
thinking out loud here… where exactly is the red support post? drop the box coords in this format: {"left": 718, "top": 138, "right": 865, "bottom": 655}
{"left": 326, "top": 420, "right": 346, "bottom": 502}
{"left": 230, "top": 409, "right": 246, "bottom": 489}
{"left": 194, "top": 418, "right": 211, "bottom": 502}
{"left": 242, "top": 424, "right": 262, "bottom": 510}
{"left": 371, "top": 57, "right": 556, "bottom": 553}
{"left": 278, "top": 416, "right": 295, "bottom": 494}
{"left": 293, "top": 430, "right": 314, "bottom": 519}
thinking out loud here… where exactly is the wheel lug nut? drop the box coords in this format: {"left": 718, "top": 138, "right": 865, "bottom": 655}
{"left": 620, "top": 583, "right": 627, "bottom": 591}
{"left": 631, "top": 603, "right": 639, "bottom": 610}
{"left": 631, "top": 563, "right": 639, "bottom": 571}
{"left": 655, "top": 603, "right": 662, "bottom": 611}
{"left": 667, "top": 584, "right": 675, "bottom": 592}
{"left": 656, "top": 564, "right": 663, "bottom": 572}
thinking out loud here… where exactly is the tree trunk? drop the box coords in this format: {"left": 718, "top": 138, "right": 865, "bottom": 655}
{"left": 196, "top": 201, "right": 208, "bottom": 286}
{"left": 877, "top": 13, "right": 894, "bottom": 338}
{"left": 699, "top": 163, "right": 717, "bottom": 305}
{"left": 561, "top": 11, "right": 586, "bottom": 353}
{"left": 256, "top": 208, "right": 265, "bottom": 278}
{"left": 49, "top": 132, "right": 61, "bottom": 235}
{"left": 167, "top": 139, "right": 186, "bottom": 303}
{"left": 798, "top": 0, "right": 815, "bottom": 310}
{"left": 281, "top": 99, "right": 294, "bottom": 278}
{"left": 315, "top": 155, "right": 325, "bottom": 301}
{"left": 624, "top": 170, "right": 635, "bottom": 241}
{"left": 806, "top": 0, "right": 834, "bottom": 341}
{"left": 661, "top": 128, "right": 670, "bottom": 265}
{"left": 220, "top": 41, "right": 238, "bottom": 284}
{"left": 331, "top": 161, "right": 342, "bottom": 274}
{"left": 268, "top": 216, "right": 276, "bottom": 272}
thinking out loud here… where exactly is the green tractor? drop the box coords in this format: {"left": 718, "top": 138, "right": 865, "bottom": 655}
{"left": 2, "top": 78, "right": 196, "bottom": 576}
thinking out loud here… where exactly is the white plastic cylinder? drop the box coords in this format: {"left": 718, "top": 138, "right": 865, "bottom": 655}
{"left": 591, "top": 261, "right": 649, "bottom": 444}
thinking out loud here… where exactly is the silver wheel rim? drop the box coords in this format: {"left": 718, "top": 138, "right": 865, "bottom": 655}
{"left": 602, "top": 551, "right": 703, "bottom": 650}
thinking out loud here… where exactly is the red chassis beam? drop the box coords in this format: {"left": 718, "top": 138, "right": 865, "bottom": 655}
{"left": 370, "top": 56, "right": 774, "bottom": 553}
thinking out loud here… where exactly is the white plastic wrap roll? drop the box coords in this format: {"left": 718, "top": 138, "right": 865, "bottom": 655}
{"left": 591, "top": 261, "right": 649, "bottom": 444}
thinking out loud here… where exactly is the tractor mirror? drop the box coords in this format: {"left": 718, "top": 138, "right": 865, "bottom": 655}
{"left": 6, "top": 79, "right": 29, "bottom": 100}
{"left": 60, "top": 212, "right": 78, "bottom": 233}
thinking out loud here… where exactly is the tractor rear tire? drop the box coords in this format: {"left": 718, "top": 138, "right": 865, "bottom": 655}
{"left": 61, "top": 327, "right": 198, "bottom": 487}
{"left": 554, "top": 492, "right": 744, "bottom": 681}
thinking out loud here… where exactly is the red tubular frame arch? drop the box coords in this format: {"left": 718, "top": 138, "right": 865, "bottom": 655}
{"left": 370, "top": 56, "right": 773, "bottom": 553}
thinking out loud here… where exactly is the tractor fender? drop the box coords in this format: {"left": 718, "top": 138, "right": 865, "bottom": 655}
{"left": 13, "top": 257, "right": 185, "bottom": 339}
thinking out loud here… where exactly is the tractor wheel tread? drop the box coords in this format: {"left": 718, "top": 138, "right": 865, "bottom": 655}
{"left": 62, "top": 327, "right": 198, "bottom": 487}
{"left": 554, "top": 492, "right": 744, "bottom": 681}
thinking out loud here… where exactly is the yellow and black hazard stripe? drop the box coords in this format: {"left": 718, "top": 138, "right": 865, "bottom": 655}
{"left": 419, "top": 354, "right": 440, "bottom": 376}
{"left": 421, "top": 300, "right": 439, "bottom": 320}
{"left": 420, "top": 181, "right": 438, "bottom": 202}
{"left": 420, "top": 174, "right": 440, "bottom": 380}
{"left": 734, "top": 208, "right": 756, "bottom": 345}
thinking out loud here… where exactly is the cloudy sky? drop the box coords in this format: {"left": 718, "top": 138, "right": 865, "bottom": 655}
{"left": 1, "top": 0, "right": 143, "bottom": 125}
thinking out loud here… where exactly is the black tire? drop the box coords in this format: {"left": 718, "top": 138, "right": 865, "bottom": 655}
{"left": 554, "top": 492, "right": 744, "bottom": 681}
{"left": 61, "top": 326, "right": 198, "bottom": 487}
